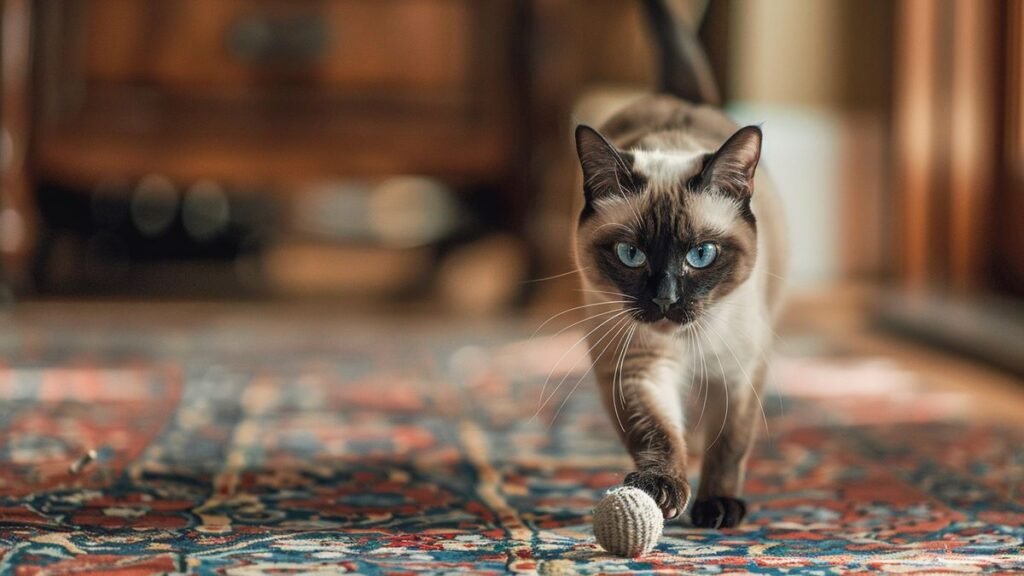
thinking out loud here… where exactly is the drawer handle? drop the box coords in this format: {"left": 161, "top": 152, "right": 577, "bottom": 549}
{"left": 228, "top": 12, "right": 329, "bottom": 66}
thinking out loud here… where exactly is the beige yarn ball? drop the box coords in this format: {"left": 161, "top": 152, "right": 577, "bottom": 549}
{"left": 592, "top": 486, "right": 664, "bottom": 557}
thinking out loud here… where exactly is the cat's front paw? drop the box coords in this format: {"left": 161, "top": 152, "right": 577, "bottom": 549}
{"left": 623, "top": 469, "right": 691, "bottom": 520}
{"left": 691, "top": 496, "right": 747, "bottom": 529}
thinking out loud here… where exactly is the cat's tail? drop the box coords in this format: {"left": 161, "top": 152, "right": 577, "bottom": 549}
{"left": 641, "top": 0, "right": 721, "bottom": 106}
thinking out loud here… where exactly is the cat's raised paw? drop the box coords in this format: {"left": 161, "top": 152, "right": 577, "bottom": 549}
{"left": 623, "top": 470, "right": 690, "bottom": 520}
{"left": 690, "top": 496, "right": 747, "bottom": 529}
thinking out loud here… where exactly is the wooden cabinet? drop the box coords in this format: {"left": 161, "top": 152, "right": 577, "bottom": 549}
{"left": 33, "top": 0, "right": 519, "bottom": 185}
{"left": 83, "top": 0, "right": 472, "bottom": 99}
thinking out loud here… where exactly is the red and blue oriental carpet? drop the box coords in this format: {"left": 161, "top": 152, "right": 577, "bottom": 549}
{"left": 0, "top": 309, "right": 1022, "bottom": 574}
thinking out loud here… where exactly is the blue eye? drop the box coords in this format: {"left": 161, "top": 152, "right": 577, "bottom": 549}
{"left": 686, "top": 242, "right": 719, "bottom": 268}
{"left": 615, "top": 242, "right": 647, "bottom": 268}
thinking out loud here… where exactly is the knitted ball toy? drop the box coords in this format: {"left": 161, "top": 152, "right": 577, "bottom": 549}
{"left": 592, "top": 486, "right": 664, "bottom": 557}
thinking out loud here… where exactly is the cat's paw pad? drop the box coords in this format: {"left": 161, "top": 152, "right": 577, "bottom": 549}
{"left": 623, "top": 470, "right": 690, "bottom": 520}
{"left": 690, "top": 496, "right": 747, "bottom": 529}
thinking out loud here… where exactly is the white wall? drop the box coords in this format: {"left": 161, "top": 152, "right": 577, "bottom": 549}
{"left": 727, "top": 0, "right": 857, "bottom": 289}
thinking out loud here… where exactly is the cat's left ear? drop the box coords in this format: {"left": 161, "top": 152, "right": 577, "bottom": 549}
{"left": 698, "top": 125, "right": 762, "bottom": 197}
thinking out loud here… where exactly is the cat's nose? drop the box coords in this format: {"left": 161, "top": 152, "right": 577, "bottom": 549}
{"left": 653, "top": 274, "right": 678, "bottom": 313}
{"left": 652, "top": 296, "right": 676, "bottom": 313}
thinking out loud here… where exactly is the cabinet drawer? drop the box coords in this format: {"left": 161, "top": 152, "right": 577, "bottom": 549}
{"left": 83, "top": 0, "right": 471, "bottom": 99}
{"left": 34, "top": 0, "right": 517, "bottom": 183}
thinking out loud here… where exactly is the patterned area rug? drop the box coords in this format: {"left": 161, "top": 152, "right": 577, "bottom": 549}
{"left": 0, "top": 312, "right": 1022, "bottom": 575}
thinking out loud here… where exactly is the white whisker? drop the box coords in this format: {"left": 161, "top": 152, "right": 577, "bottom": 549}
{"left": 535, "top": 307, "right": 634, "bottom": 409}
{"left": 696, "top": 320, "right": 729, "bottom": 451}
{"left": 593, "top": 222, "right": 636, "bottom": 235}
{"left": 701, "top": 318, "right": 771, "bottom": 442}
{"left": 550, "top": 307, "right": 630, "bottom": 338}
{"left": 682, "top": 325, "right": 699, "bottom": 422}
{"left": 612, "top": 323, "right": 637, "bottom": 432}
{"left": 577, "top": 288, "right": 637, "bottom": 301}
{"left": 531, "top": 300, "right": 633, "bottom": 339}
{"left": 544, "top": 311, "right": 638, "bottom": 428}
{"left": 693, "top": 321, "right": 712, "bottom": 434}
{"left": 530, "top": 308, "right": 636, "bottom": 422}
{"left": 522, "top": 267, "right": 588, "bottom": 284}
{"left": 702, "top": 306, "right": 784, "bottom": 420}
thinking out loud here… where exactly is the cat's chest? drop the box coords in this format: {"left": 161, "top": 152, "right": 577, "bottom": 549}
{"left": 672, "top": 309, "right": 768, "bottom": 389}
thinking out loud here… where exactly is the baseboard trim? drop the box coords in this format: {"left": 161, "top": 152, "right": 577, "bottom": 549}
{"left": 875, "top": 291, "right": 1024, "bottom": 379}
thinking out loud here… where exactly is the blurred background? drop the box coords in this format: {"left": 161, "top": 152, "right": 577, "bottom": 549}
{"left": 0, "top": 0, "right": 1021, "bottom": 375}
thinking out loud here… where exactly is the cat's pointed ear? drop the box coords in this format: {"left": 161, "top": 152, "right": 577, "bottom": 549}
{"left": 699, "top": 125, "right": 762, "bottom": 197}
{"left": 575, "top": 125, "right": 638, "bottom": 205}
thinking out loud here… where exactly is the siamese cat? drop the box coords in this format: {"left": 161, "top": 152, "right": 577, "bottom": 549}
{"left": 573, "top": 0, "right": 787, "bottom": 528}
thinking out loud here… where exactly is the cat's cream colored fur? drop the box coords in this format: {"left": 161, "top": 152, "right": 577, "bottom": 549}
{"left": 574, "top": 95, "right": 787, "bottom": 527}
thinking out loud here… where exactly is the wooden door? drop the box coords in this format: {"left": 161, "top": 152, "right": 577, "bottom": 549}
{"left": 997, "top": 0, "right": 1024, "bottom": 298}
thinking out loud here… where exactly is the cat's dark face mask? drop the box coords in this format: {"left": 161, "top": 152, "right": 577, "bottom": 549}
{"left": 589, "top": 197, "right": 753, "bottom": 328}
{"left": 574, "top": 124, "right": 763, "bottom": 329}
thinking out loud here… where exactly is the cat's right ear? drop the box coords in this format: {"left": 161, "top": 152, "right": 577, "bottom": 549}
{"left": 575, "top": 125, "right": 637, "bottom": 206}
